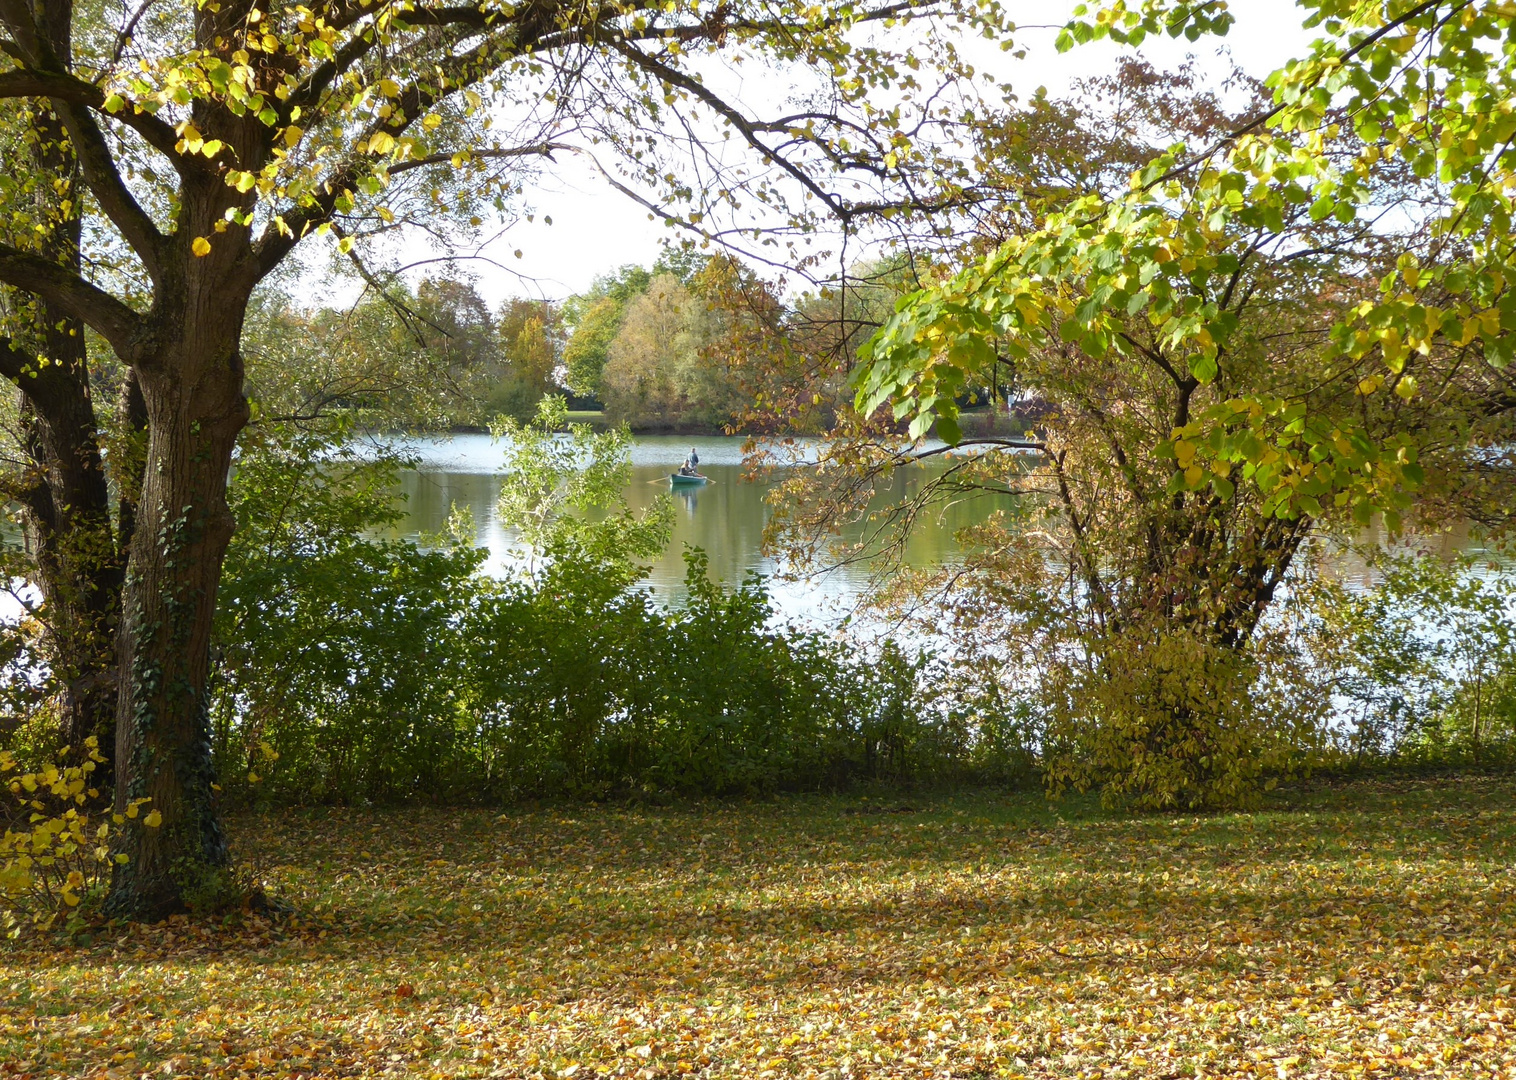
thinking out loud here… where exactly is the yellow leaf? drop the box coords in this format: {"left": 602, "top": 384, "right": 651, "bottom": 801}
{"left": 144, "top": 810, "right": 162, "bottom": 828}
{"left": 284, "top": 125, "right": 304, "bottom": 148}
{"left": 192, "top": 236, "right": 212, "bottom": 257}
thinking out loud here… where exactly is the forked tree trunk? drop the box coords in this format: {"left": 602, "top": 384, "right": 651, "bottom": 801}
{"left": 106, "top": 307, "right": 251, "bottom": 918}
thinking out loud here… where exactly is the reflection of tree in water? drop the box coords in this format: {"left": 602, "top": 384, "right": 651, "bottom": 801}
{"left": 379, "top": 437, "right": 1017, "bottom": 615}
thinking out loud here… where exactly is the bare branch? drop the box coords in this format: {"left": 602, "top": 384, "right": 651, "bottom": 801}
{"left": 53, "top": 103, "right": 167, "bottom": 279}
{"left": 385, "top": 141, "right": 572, "bottom": 175}
{"left": 111, "top": 0, "right": 160, "bottom": 65}
{"left": 608, "top": 37, "right": 850, "bottom": 221}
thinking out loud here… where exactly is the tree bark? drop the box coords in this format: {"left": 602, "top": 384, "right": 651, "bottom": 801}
{"left": 0, "top": 88, "right": 125, "bottom": 767}
{"left": 10, "top": 315, "right": 122, "bottom": 755}
{"left": 107, "top": 317, "right": 250, "bottom": 917}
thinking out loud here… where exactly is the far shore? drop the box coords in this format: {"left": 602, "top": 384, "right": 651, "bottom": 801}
{"left": 422, "top": 403, "right": 1029, "bottom": 440}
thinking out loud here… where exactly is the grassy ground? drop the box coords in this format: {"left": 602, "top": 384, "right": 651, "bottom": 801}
{"left": 2, "top": 778, "right": 1514, "bottom": 1079}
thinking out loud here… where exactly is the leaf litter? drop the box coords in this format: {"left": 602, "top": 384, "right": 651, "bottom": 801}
{"left": 1, "top": 777, "right": 1512, "bottom": 1078}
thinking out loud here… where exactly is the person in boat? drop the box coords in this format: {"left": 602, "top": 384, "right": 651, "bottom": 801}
{"left": 679, "top": 447, "right": 700, "bottom": 476}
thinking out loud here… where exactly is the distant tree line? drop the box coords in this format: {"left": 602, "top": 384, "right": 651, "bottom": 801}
{"left": 244, "top": 246, "right": 929, "bottom": 434}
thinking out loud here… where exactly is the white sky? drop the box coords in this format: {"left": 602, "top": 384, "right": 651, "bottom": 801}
{"left": 323, "top": 0, "right": 1318, "bottom": 307}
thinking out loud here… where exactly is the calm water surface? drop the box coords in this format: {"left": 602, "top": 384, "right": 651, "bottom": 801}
{"left": 370, "top": 432, "right": 1508, "bottom": 629}
{"left": 376, "top": 433, "right": 1000, "bottom": 623}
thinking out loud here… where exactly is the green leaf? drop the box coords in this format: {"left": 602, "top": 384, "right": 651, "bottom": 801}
{"left": 1189, "top": 352, "right": 1218, "bottom": 383}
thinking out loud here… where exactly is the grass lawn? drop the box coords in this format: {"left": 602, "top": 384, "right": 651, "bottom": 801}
{"left": 3, "top": 778, "right": 1513, "bottom": 1078}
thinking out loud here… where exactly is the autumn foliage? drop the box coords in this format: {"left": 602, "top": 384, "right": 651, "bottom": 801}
{"left": 0, "top": 779, "right": 1511, "bottom": 1077}
{"left": 0, "top": 739, "right": 156, "bottom": 934}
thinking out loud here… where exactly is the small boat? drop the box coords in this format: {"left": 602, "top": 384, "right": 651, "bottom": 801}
{"left": 669, "top": 471, "right": 709, "bottom": 486}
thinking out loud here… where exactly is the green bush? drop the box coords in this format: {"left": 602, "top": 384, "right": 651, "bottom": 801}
{"left": 1306, "top": 554, "right": 1516, "bottom": 770}
{"left": 209, "top": 418, "right": 998, "bottom": 804}
{"left": 212, "top": 423, "right": 484, "bottom": 803}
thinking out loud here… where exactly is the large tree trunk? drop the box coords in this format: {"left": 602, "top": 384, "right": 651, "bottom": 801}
{"left": 106, "top": 290, "right": 251, "bottom": 918}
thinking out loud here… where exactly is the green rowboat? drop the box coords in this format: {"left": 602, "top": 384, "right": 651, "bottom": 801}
{"left": 669, "top": 472, "right": 709, "bottom": 486}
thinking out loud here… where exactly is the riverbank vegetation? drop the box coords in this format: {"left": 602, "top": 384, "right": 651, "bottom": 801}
{"left": 205, "top": 406, "right": 1017, "bottom": 807}
{"left": 0, "top": 0, "right": 1015, "bottom": 918}
{"left": 771, "top": 22, "right": 1516, "bottom": 810}
{"left": 240, "top": 247, "right": 797, "bottom": 435}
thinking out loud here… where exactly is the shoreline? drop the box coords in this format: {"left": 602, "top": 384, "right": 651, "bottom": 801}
{"left": 410, "top": 404, "right": 1028, "bottom": 441}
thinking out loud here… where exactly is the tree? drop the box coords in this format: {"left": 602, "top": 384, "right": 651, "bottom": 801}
{"left": 244, "top": 272, "right": 533, "bottom": 428}
{"left": 562, "top": 264, "right": 655, "bottom": 399}
{"left": 749, "top": 255, "right": 920, "bottom": 434}
{"left": 0, "top": 0, "right": 1008, "bottom": 916}
{"left": 499, "top": 296, "right": 560, "bottom": 394}
{"left": 0, "top": 14, "right": 138, "bottom": 773}
{"left": 416, "top": 277, "right": 499, "bottom": 373}
{"left": 601, "top": 273, "right": 701, "bottom": 426}
{"left": 493, "top": 395, "right": 672, "bottom": 586}
{"left": 828, "top": 16, "right": 1516, "bottom": 804}
{"left": 597, "top": 255, "right": 791, "bottom": 428}
{"left": 562, "top": 295, "right": 625, "bottom": 399}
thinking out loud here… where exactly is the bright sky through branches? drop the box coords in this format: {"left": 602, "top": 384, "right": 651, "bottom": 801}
{"left": 304, "top": 0, "right": 1314, "bottom": 308}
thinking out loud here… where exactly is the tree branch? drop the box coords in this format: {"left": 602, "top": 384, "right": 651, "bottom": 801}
{"left": 0, "top": 245, "right": 145, "bottom": 360}
{"left": 608, "top": 37, "right": 850, "bottom": 220}
{"left": 53, "top": 102, "right": 166, "bottom": 280}
{"left": 0, "top": 333, "right": 34, "bottom": 384}
{"left": 0, "top": 69, "right": 181, "bottom": 161}
{"left": 286, "top": 1, "right": 560, "bottom": 115}
{"left": 255, "top": 25, "right": 536, "bottom": 274}
{"left": 1137, "top": 0, "right": 1460, "bottom": 191}
{"left": 112, "top": 0, "right": 160, "bottom": 65}
{"left": 385, "top": 141, "right": 572, "bottom": 175}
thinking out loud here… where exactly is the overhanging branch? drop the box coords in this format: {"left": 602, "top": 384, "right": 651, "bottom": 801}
{"left": 0, "top": 69, "right": 181, "bottom": 162}
{"left": 0, "top": 245, "right": 145, "bottom": 360}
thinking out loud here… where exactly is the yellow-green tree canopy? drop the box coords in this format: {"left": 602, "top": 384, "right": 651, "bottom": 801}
{"left": 858, "top": 0, "right": 1516, "bottom": 529}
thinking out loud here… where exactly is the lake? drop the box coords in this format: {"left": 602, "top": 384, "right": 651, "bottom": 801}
{"left": 375, "top": 431, "right": 1510, "bottom": 629}
{"left": 376, "top": 433, "right": 1001, "bottom": 624}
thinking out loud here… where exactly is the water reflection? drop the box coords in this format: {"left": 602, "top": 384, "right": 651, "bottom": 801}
{"left": 374, "top": 432, "right": 1510, "bottom": 626}
{"left": 377, "top": 433, "right": 1000, "bottom": 623}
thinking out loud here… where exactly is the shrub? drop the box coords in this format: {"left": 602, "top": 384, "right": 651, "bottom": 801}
{"left": 0, "top": 737, "right": 154, "bottom": 935}
{"left": 212, "top": 423, "right": 484, "bottom": 803}
{"left": 209, "top": 417, "right": 995, "bottom": 804}
{"left": 1306, "top": 554, "right": 1516, "bottom": 769}
{"left": 1039, "top": 623, "right": 1321, "bottom": 810}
